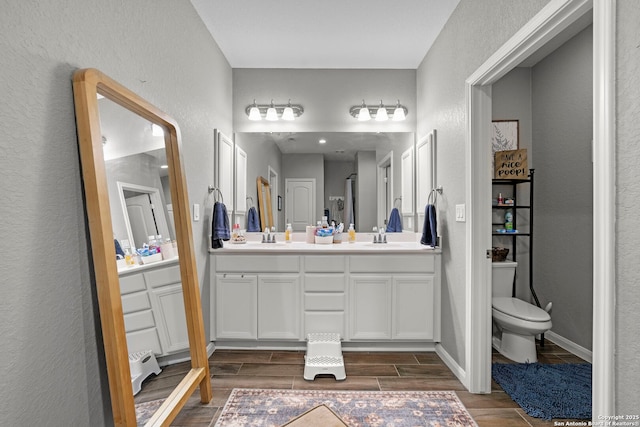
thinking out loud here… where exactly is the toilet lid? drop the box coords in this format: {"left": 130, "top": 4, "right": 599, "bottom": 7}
{"left": 492, "top": 297, "right": 551, "bottom": 322}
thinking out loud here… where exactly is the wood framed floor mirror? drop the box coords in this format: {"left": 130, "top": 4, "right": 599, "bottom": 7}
{"left": 73, "top": 68, "right": 211, "bottom": 426}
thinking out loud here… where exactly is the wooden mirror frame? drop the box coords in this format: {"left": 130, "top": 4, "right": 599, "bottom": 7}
{"left": 73, "top": 68, "right": 211, "bottom": 426}
{"left": 256, "top": 176, "right": 274, "bottom": 231}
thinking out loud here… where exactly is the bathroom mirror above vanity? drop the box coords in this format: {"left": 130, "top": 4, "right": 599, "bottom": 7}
{"left": 73, "top": 68, "right": 211, "bottom": 426}
{"left": 235, "top": 132, "right": 417, "bottom": 232}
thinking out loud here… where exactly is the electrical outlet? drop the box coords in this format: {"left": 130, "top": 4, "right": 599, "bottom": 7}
{"left": 455, "top": 204, "right": 466, "bottom": 222}
{"left": 193, "top": 203, "right": 200, "bottom": 221}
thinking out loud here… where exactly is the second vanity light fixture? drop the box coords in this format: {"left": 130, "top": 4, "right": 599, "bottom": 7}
{"left": 349, "top": 100, "right": 408, "bottom": 122}
{"left": 246, "top": 99, "right": 304, "bottom": 121}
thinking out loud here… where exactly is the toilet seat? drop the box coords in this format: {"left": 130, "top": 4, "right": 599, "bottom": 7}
{"left": 492, "top": 297, "right": 550, "bottom": 322}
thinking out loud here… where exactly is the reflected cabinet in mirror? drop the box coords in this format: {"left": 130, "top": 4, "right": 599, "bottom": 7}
{"left": 73, "top": 68, "right": 211, "bottom": 426}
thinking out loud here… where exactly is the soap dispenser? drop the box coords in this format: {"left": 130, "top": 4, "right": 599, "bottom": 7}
{"left": 348, "top": 224, "right": 356, "bottom": 243}
{"left": 285, "top": 223, "right": 293, "bottom": 243}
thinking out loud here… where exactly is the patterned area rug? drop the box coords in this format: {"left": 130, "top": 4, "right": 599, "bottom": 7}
{"left": 492, "top": 363, "right": 592, "bottom": 420}
{"left": 135, "top": 399, "right": 164, "bottom": 425}
{"left": 214, "top": 388, "right": 478, "bottom": 427}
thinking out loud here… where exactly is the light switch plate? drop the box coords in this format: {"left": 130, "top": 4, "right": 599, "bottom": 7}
{"left": 455, "top": 204, "right": 466, "bottom": 222}
{"left": 193, "top": 203, "right": 200, "bottom": 221}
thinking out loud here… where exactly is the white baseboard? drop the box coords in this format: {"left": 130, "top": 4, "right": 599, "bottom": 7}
{"left": 545, "top": 331, "right": 592, "bottom": 363}
{"left": 435, "top": 343, "right": 467, "bottom": 387}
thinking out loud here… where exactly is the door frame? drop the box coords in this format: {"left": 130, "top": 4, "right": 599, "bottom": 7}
{"left": 464, "top": 0, "right": 615, "bottom": 418}
{"left": 117, "top": 181, "right": 170, "bottom": 249}
{"left": 376, "top": 151, "right": 393, "bottom": 228}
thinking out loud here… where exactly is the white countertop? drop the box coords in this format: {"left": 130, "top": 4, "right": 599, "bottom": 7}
{"left": 209, "top": 240, "right": 439, "bottom": 254}
{"left": 117, "top": 256, "right": 179, "bottom": 276}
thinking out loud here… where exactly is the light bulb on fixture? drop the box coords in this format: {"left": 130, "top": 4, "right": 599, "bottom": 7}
{"left": 358, "top": 100, "right": 371, "bottom": 121}
{"left": 265, "top": 100, "right": 278, "bottom": 121}
{"left": 281, "top": 99, "right": 295, "bottom": 121}
{"left": 392, "top": 100, "right": 406, "bottom": 121}
{"left": 375, "top": 100, "right": 388, "bottom": 121}
{"left": 152, "top": 124, "right": 164, "bottom": 136}
{"left": 248, "top": 100, "right": 262, "bottom": 121}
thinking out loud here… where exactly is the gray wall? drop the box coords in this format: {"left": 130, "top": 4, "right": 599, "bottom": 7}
{"left": 233, "top": 69, "right": 416, "bottom": 133}
{"left": 532, "top": 26, "right": 593, "bottom": 350}
{"left": 615, "top": 0, "right": 640, "bottom": 412}
{"left": 416, "top": 0, "right": 551, "bottom": 368}
{"left": 0, "top": 1, "right": 232, "bottom": 425}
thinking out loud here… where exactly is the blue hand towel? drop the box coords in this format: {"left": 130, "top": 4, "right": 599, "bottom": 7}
{"left": 211, "top": 201, "right": 230, "bottom": 249}
{"left": 420, "top": 204, "right": 438, "bottom": 247}
{"left": 247, "top": 206, "right": 261, "bottom": 232}
{"left": 386, "top": 208, "right": 403, "bottom": 232}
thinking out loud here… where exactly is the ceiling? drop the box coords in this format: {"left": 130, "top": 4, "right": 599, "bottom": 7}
{"left": 190, "top": 0, "right": 460, "bottom": 69}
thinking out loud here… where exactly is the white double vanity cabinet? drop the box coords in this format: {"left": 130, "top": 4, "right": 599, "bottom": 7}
{"left": 209, "top": 241, "right": 441, "bottom": 350}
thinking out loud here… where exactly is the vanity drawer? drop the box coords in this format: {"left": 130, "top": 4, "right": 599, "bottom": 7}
{"left": 124, "top": 309, "right": 156, "bottom": 332}
{"left": 215, "top": 255, "right": 300, "bottom": 273}
{"left": 305, "top": 293, "right": 345, "bottom": 310}
{"left": 122, "top": 292, "right": 151, "bottom": 313}
{"left": 144, "top": 265, "right": 181, "bottom": 288}
{"left": 305, "top": 274, "right": 346, "bottom": 292}
{"left": 126, "top": 328, "right": 162, "bottom": 355}
{"left": 304, "top": 256, "right": 346, "bottom": 273}
{"left": 349, "top": 255, "right": 435, "bottom": 273}
{"left": 304, "top": 312, "right": 345, "bottom": 337}
{"left": 120, "top": 273, "right": 146, "bottom": 294}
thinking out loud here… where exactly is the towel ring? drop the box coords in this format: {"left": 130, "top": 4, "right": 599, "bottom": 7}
{"left": 208, "top": 185, "right": 224, "bottom": 204}
{"left": 428, "top": 186, "right": 443, "bottom": 206}
{"left": 246, "top": 196, "right": 254, "bottom": 209}
{"left": 394, "top": 197, "right": 402, "bottom": 209}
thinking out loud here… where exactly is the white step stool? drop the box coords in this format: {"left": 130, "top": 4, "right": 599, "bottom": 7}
{"left": 129, "top": 350, "right": 162, "bottom": 395}
{"left": 304, "top": 333, "right": 346, "bottom": 381}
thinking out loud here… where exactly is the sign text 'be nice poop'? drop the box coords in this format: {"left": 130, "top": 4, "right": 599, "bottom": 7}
{"left": 494, "top": 149, "right": 528, "bottom": 179}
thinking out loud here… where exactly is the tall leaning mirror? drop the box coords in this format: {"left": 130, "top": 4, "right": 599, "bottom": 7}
{"left": 73, "top": 68, "right": 211, "bottom": 426}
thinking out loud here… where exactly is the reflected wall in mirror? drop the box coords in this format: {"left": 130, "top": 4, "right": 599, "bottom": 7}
{"left": 235, "top": 132, "right": 415, "bottom": 232}
{"left": 256, "top": 176, "right": 273, "bottom": 231}
{"left": 73, "top": 68, "right": 211, "bottom": 426}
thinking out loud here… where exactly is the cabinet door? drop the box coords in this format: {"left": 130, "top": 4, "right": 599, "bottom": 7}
{"left": 349, "top": 275, "right": 392, "bottom": 339}
{"left": 149, "top": 284, "right": 189, "bottom": 354}
{"left": 258, "top": 275, "right": 300, "bottom": 340}
{"left": 215, "top": 274, "right": 258, "bottom": 340}
{"left": 392, "top": 275, "right": 435, "bottom": 340}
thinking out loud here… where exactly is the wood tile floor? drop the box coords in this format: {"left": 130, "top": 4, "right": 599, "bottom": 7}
{"left": 135, "top": 341, "right": 590, "bottom": 426}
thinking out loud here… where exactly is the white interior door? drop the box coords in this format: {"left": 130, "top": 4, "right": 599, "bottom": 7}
{"left": 126, "top": 194, "right": 157, "bottom": 248}
{"left": 285, "top": 178, "right": 315, "bottom": 231}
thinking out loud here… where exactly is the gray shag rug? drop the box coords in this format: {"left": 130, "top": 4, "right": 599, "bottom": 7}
{"left": 492, "top": 362, "right": 592, "bottom": 420}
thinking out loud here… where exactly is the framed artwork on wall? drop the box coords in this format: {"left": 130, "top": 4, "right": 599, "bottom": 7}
{"left": 491, "top": 120, "right": 519, "bottom": 172}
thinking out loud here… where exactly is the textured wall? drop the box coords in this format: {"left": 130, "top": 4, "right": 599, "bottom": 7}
{"left": 532, "top": 26, "right": 593, "bottom": 350}
{"left": 416, "top": 0, "right": 551, "bottom": 367}
{"left": 0, "top": 1, "right": 231, "bottom": 425}
{"left": 615, "top": 0, "right": 640, "bottom": 414}
{"left": 233, "top": 69, "right": 416, "bottom": 133}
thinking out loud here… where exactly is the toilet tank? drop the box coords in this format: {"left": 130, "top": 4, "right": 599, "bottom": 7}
{"left": 492, "top": 261, "right": 517, "bottom": 297}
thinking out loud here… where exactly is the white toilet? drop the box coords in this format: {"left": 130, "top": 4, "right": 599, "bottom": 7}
{"left": 492, "top": 261, "right": 552, "bottom": 363}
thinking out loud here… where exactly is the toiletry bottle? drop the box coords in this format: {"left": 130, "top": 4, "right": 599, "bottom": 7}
{"left": 232, "top": 223, "right": 239, "bottom": 240}
{"left": 505, "top": 211, "right": 513, "bottom": 231}
{"left": 348, "top": 223, "right": 356, "bottom": 243}
{"left": 497, "top": 193, "right": 504, "bottom": 205}
{"left": 321, "top": 216, "right": 329, "bottom": 228}
{"left": 285, "top": 223, "right": 293, "bottom": 243}
{"left": 148, "top": 235, "right": 157, "bottom": 253}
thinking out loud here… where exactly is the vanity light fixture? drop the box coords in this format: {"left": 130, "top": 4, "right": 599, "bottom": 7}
{"left": 350, "top": 100, "right": 408, "bottom": 122}
{"left": 357, "top": 100, "right": 371, "bottom": 121}
{"left": 375, "top": 100, "right": 389, "bottom": 122}
{"left": 265, "top": 100, "right": 278, "bottom": 121}
{"left": 245, "top": 99, "right": 304, "bottom": 121}
{"left": 392, "top": 100, "right": 406, "bottom": 121}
